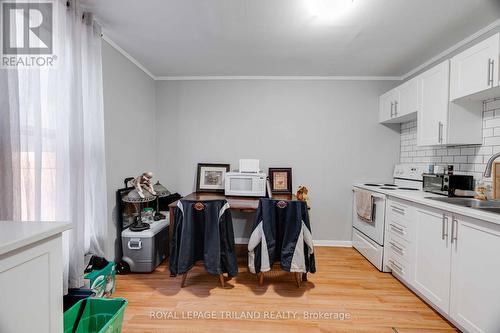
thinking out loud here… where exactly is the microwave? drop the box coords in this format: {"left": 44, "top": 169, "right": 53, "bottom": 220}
{"left": 422, "top": 173, "right": 474, "bottom": 196}
{"left": 224, "top": 172, "right": 267, "bottom": 197}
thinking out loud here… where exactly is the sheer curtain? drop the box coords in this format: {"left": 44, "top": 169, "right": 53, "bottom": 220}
{"left": 0, "top": 0, "right": 107, "bottom": 291}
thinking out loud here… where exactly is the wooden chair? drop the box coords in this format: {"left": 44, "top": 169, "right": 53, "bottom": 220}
{"left": 250, "top": 199, "right": 314, "bottom": 288}
{"left": 257, "top": 267, "right": 307, "bottom": 288}
{"left": 180, "top": 270, "right": 225, "bottom": 288}
{"left": 171, "top": 199, "right": 236, "bottom": 288}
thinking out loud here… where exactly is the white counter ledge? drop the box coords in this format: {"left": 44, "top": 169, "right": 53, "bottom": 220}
{"left": 354, "top": 184, "right": 500, "bottom": 226}
{"left": 0, "top": 220, "right": 72, "bottom": 256}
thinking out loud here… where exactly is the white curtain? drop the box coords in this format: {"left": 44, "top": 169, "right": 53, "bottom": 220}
{"left": 0, "top": 0, "right": 107, "bottom": 291}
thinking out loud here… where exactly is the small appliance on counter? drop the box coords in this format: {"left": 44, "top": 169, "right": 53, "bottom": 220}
{"left": 422, "top": 173, "right": 474, "bottom": 197}
{"left": 224, "top": 159, "right": 266, "bottom": 197}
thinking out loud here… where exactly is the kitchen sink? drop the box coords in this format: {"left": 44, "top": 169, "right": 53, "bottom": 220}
{"left": 425, "top": 197, "right": 500, "bottom": 209}
{"left": 475, "top": 207, "right": 500, "bottom": 214}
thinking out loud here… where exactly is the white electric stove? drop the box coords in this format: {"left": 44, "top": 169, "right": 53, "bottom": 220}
{"left": 352, "top": 164, "right": 426, "bottom": 271}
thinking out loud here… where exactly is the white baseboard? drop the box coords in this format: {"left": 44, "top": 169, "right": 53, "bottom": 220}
{"left": 313, "top": 240, "right": 352, "bottom": 247}
{"left": 234, "top": 238, "right": 352, "bottom": 247}
{"left": 235, "top": 237, "right": 249, "bottom": 244}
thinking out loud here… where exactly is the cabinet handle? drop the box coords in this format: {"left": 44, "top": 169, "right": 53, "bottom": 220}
{"left": 394, "top": 101, "right": 398, "bottom": 116}
{"left": 451, "top": 217, "right": 458, "bottom": 244}
{"left": 438, "top": 121, "right": 443, "bottom": 143}
{"left": 442, "top": 214, "right": 449, "bottom": 240}
{"left": 389, "top": 241, "right": 404, "bottom": 254}
{"left": 390, "top": 223, "right": 405, "bottom": 235}
{"left": 488, "top": 59, "right": 492, "bottom": 86}
{"left": 488, "top": 59, "right": 494, "bottom": 87}
{"left": 390, "top": 102, "right": 394, "bottom": 117}
{"left": 389, "top": 259, "right": 404, "bottom": 273}
{"left": 391, "top": 205, "right": 405, "bottom": 215}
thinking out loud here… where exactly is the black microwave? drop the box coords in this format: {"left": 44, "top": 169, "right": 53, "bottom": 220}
{"left": 422, "top": 174, "right": 474, "bottom": 196}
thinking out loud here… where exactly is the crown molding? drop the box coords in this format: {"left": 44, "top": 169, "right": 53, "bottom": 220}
{"left": 401, "top": 18, "right": 500, "bottom": 80}
{"left": 102, "top": 18, "right": 500, "bottom": 83}
{"left": 154, "top": 75, "right": 401, "bottom": 81}
{"left": 101, "top": 34, "right": 156, "bottom": 80}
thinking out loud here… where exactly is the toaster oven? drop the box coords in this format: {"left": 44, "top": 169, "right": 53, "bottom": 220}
{"left": 422, "top": 173, "right": 474, "bottom": 196}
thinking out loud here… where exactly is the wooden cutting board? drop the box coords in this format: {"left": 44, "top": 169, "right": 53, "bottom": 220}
{"left": 493, "top": 162, "right": 500, "bottom": 199}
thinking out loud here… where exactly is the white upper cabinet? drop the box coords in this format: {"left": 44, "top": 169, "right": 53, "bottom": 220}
{"left": 398, "top": 77, "right": 419, "bottom": 117}
{"left": 416, "top": 60, "right": 483, "bottom": 147}
{"left": 379, "top": 32, "right": 499, "bottom": 144}
{"left": 379, "top": 77, "right": 418, "bottom": 124}
{"left": 417, "top": 61, "right": 450, "bottom": 146}
{"left": 450, "top": 33, "right": 500, "bottom": 101}
{"left": 379, "top": 89, "right": 397, "bottom": 123}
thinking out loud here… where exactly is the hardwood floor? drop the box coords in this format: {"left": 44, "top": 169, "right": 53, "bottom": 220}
{"left": 114, "top": 247, "right": 458, "bottom": 333}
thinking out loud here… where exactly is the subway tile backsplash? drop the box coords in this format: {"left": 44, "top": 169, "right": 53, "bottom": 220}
{"left": 400, "top": 99, "right": 500, "bottom": 181}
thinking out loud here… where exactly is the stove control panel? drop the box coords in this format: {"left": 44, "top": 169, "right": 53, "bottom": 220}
{"left": 393, "top": 164, "right": 425, "bottom": 181}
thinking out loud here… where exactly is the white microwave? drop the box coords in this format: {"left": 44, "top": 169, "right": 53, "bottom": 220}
{"left": 224, "top": 172, "right": 267, "bottom": 197}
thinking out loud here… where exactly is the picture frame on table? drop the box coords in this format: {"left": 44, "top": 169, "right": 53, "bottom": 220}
{"left": 268, "top": 168, "right": 292, "bottom": 194}
{"left": 196, "top": 163, "right": 230, "bottom": 193}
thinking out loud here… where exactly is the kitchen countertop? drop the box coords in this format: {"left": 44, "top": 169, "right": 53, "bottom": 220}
{"left": 0, "top": 221, "right": 72, "bottom": 256}
{"left": 354, "top": 184, "right": 500, "bottom": 225}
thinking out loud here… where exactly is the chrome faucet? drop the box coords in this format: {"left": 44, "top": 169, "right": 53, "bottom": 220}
{"left": 484, "top": 153, "right": 500, "bottom": 177}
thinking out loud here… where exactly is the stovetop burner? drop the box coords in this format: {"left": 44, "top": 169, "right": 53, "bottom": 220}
{"left": 380, "top": 187, "right": 396, "bottom": 190}
{"left": 398, "top": 187, "right": 419, "bottom": 191}
{"left": 364, "top": 183, "right": 382, "bottom": 186}
{"left": 383, "top": 184, "right": 397, "bottom": 187}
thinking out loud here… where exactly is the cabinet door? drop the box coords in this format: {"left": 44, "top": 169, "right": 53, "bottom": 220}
{"left": 414, "top": 206, "right": 451, "bottom": 313}
{"left": 379, "top": 89, "right": 396, "bottom": 123}
{"left": 0, "top": 236, "right": 63, "bottom": 333}
{"left": 450, "top": 33, "right": 499, "bottom": 100}
{"left": 397, "top": 77, "right": 418, "bottom": 118}
{"left": 450, "top": 216, "right": 500, "bottom": 333}
{"left": 417, "top": 61, "right": 450, "bottom": 146}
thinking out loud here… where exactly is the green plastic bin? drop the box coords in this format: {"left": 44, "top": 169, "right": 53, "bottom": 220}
{"left": 85, "top": 262, "right": 116, "bottom": 298}
{"left": 64, "top": 298, "right": 127, "bottom": 333}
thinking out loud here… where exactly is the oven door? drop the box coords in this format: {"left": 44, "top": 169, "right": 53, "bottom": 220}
{"left": 352, "top": 190, "right": 386, "bottom": 246}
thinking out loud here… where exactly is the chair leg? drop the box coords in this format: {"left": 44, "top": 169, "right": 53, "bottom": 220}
{"left": 258, "top": 272, "right": 264, "bottom": 286}
{"left": 181, "top": 272, "right": 188, "bottom": 288}
{"left": 219, "top": 274, "right": 225, "bottom": 288}
{"left": 295, "top": 272, "right": 302, "bottom": 288}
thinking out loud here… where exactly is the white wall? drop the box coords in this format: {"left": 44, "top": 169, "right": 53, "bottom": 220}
{"left": 155, "top": 80, "right": 400, "bottom": 243}
{"left": 102, "top": 41, "right": 157, "bottom": 260}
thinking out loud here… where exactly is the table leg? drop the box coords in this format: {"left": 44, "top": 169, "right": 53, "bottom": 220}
{"left": 169, "top": 206, "right": 175, "bottom": 277}
{"left": 169, "top": 207, "right": 175, "bottom": 242}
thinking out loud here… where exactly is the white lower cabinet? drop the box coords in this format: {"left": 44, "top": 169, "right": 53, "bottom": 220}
{"left": 450, "top": 215, "right": 500, "bottom": 333}
{"left": 386, "top": 198, "right": 500, "bottom": 332}
{"left": 414, "top": 206, "right": 452, "bottom": 313}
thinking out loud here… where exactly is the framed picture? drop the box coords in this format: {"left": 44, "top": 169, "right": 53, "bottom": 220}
{"left": 196, "top": 163, "right": 230, "bottom": 193}
{"left": 268, "top": 168, "right": 292, "bottom": 194}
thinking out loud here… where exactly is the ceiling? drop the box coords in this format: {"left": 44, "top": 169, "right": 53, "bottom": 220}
{"left": 81, "top": 0, "right": 500, "bottom": 78}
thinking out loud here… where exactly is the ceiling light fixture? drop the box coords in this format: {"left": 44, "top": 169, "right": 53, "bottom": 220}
{"left": 304, "top": 0, "right": 356, "bottom": 24}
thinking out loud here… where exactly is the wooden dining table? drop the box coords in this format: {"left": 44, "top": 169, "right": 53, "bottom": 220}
{"left": 167, "top": 192, "right": 295, "bottom": 242}
{"left": 167, "top": 192, "right": 308, "bottom": 281}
